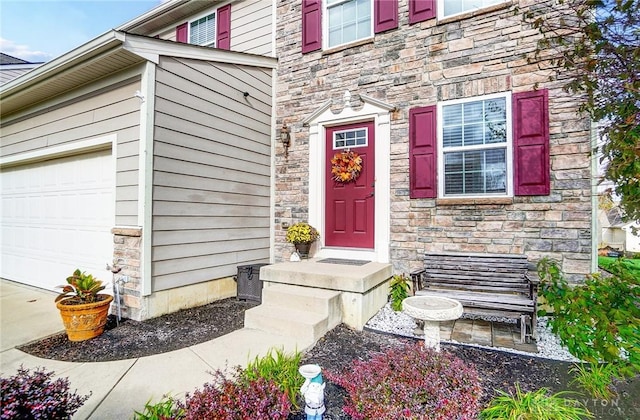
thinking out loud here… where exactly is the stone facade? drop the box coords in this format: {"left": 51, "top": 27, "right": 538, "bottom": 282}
{"left": 275, "top": 0, "right": 593, "bottom": 281}
{"left": 111, "top": 227, "right": 143, "bottom": 320}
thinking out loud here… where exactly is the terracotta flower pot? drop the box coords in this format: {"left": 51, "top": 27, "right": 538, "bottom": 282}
{"left": 56, "top": 294, "right": 113, "bottom": 341}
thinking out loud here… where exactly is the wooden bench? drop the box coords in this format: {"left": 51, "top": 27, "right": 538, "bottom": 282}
{"left": 411, "top": 252, "right": 538, "bottom": 343}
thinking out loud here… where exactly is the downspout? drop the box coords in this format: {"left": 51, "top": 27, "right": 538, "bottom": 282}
{"left": 269, "top": 0, "right": 277, "bottom": 263}
{"left": 138, "top": 60, "right": 157, "bottom": 298}
{"left": 590, "top": 120, "right": 599, "bottom": 273}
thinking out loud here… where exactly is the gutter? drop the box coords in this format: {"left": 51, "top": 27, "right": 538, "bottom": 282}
{"left": 0, "top": 30, "right": 125, "bottom": 98}
{"left": 591, "top": 120, "right": 600, "bottom": 272}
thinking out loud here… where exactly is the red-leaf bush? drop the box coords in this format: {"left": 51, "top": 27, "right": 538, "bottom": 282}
{"left": 326, "top": 342, "right": 481, "bottom": 419}
{"left": 178, "top": 367, "right": 291, "bottom": 419}
{"left": 1, "top": 366, "right": 90, "bottom": 419}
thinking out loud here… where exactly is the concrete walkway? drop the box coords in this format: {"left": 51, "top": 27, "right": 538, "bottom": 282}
{"left": 0, "top": 280, "right": 312, "bottom": 419}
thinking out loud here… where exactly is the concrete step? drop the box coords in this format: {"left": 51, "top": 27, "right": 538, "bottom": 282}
{"left": 261, "top": 283, "right": 342, "bottom": 328}
{"left": 244, "top": 304, "right": 330, "bottom": 343}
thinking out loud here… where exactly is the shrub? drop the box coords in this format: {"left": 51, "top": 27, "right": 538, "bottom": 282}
{"left": 325, "top": 342, "right": 481, "bottom": 419}
{"left": 537, "top": 257, "right": 640, "bottom": 376}
{"left": 178, "top": 367, "right": 291, "bottom": 419}
{"left": 133, "top": 395, "right": 185, "bottom": 420}
{"left": 239, "top": 348, "right": 304, "bottom": 409}
{"left": 1, "top": 366, "right": 90, "bottom": 419}
{"left": 389, "top": 274, "right": 411, "bottom": 311}
{"left": 480, "top": 384, "right": 593, "bottom": 420}
{"left": 570, "top": 362, "right": 620, "bottom": 400}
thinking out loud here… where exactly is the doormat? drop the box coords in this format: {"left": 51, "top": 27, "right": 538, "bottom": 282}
{"left": 317, "top": 258, "right": 370, "bottom": 266}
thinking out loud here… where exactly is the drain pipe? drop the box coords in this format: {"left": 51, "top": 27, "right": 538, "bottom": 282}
{"left": 106, "top": 261, "right": 127, "bottom": 325}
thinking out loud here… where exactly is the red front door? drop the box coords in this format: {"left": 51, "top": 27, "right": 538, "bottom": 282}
{"left": 325, "top": 122, "right": 375, "bottom": 248}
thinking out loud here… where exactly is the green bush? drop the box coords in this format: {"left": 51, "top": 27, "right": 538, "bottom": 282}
{"left": 134, "top": 395, "right": 184, "bottom": 420}
{"left": 570, "top": 362, "right": 620, "bottom": 400}
{"left": 481, "top": 384, "right": 592, "bottom": 420}
{"left": 239, "top": 348, "right": 304, "bottom": 409}
{"left": 537, "top": 258, "right": 640, "bottom": 376}
{"left": 389, "top": 274, "right": 410, "bottom": 311}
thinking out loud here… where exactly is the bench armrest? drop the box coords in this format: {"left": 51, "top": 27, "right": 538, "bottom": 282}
{"left": 525, "top": 273, "right": 539, "bottom": 302}
{"left": 410, "top": 269, "right": 426, "bottom": 293}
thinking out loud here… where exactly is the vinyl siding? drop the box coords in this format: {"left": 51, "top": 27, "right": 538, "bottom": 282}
{"left": 231, "top": 0, "right": 273, "bottom": 55}
{"left": 152, "top": 55, "right": 272, "bottom": 291}
{"left": 0, "top": 81, "right": 141, "bottom": 226}
{"left": 155, "top": 0, "right": 273, "bottom": 55}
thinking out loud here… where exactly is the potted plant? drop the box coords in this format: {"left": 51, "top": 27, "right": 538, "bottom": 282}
{"left": 55, "top": 269, "right": 113, "bottom": 341}
{"left": 285, "top": 222, "right": 320, "bottom": 258}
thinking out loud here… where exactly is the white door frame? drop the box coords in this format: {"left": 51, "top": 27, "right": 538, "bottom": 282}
{"left": 303, "top": 93, "right": 394, "bottom": 263}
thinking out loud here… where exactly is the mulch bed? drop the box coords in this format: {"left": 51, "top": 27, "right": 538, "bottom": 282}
{"left": 18, "top": 298, "right": 640, "bottom": 420}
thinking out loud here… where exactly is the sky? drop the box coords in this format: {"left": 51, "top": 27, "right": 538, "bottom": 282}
{"left": 0, "top": 0, "right": 166, "bottom": 63}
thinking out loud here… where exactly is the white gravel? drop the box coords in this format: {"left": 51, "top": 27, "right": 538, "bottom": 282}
{"left": 365, "top": 303, "right": 580, "bottom": 362}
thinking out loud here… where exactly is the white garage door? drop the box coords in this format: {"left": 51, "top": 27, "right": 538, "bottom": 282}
{"left": 1, "top": 150, "right": 115, "bottom": 291}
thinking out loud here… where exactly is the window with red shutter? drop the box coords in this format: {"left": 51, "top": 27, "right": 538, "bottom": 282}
{"left": 374, "top": 0, "right": 398, "bottom": 33}
{"left": 302, "top": 0, "right": 322, "bottom": 53}
{"left": 176, "top": 22, "right": 188, "bottom": 43}
{"left": 409, "top": 106, "right": 437, "bottom": 198}
{"left": 409, "top": 91, "right": 550, "bottom": 200}
{"left": 409, "top": 0, "right": 436, "bottom": 24}
{"left": 513, "top": 89, "right": 550, "bottom": 196}
{"left": 216, "top": 4, "right": 231, "bottom": 50}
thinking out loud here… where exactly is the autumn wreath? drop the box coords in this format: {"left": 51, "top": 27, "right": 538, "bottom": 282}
{"left": 331, "top": 150, "right": 362, "bottom": 183}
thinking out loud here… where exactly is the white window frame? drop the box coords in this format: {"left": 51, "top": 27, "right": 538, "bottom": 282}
{"left": 188, "top": 9, "right": 216, "bottom": 47}
{"left": 437, "top": 0, "right": 508, "bottom": 20}
{"left": 323, "top": 0, "right": 374, "bottom": 50}
{"left": 332, "top": 127, "right": 369, "bottom": 150}
{"left": 437, "top": 92, "right": 513, "bottom": 198}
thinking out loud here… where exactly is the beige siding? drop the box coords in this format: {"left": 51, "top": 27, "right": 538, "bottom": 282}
{"left": 0, "top": 81, "right": 141, "bottom": 227}
{"left": 152, "top": 56, "right": 272, "bottom": 291}
{"left": 231, "top": 0, "right": 273, "bottom": 55}
{"left": 154, "top": 0, "right": 273, "bottom": 55}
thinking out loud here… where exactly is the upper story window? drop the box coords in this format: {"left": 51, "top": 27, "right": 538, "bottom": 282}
{"left": 438, "top": 93, "right": 512, "bottom": 197}
{"left": 302, "top": 0, "right": 397, "bottom": 53}
{"left": 439, "top": 0, "right": 506, "bottom": 19}
{"left": 326, "top": 0, "right": 372, "bottom": 49}
{"left": 175, "top": 4, "right": 230, "bottom": 50}
{"left": 190, "top": 12, "right": 216, "bottom": 47}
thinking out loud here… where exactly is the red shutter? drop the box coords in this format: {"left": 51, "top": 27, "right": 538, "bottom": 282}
{"left": 410, "top": 106, "right": 437, "bottom": 198}
{"left": 302, "top": 0, "right": 322, "bottom": 53}
{"left": 217, "top": 4, "right": 231, "bottom": 50}
{"left": 176, "top": 22, "right": 188, "bottom": 43}
{"left": 409, "top": 0, "right": 436, "bottom": 24}
{"left": 374, "top": 0, "right": 398, "bottom": 33}
{"left": 513, "top": 89, "right": 550, "bottom": 196}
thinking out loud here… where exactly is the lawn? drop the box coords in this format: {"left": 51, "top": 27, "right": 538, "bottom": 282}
{"left": 598, "top": 256, "right": 640, "bottom": 279}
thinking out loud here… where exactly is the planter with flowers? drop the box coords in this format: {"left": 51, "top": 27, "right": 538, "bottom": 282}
{"left": 285, "top": 222, "right": 320, "bottom": 258}
{"left": 55, "top": 269, "right": 113, "bottom": 341}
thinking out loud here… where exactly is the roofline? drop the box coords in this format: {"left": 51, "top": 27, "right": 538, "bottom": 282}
{"left": 0, "top": 63, "right": 44, "bottom": 70}
{"left": 1, "top": 30, "right": 277, "bottom": 98}
{"left": 121, "top": 33, "right": 278, "bottom": 69}
{"left": 0, "top": 30, "right": 125, "bottom": 96}
{"left": 117, "top": 0, "right": 191, "bottom": 31}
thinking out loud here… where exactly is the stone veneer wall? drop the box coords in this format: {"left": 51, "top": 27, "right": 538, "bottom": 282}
{"left": 111, "top": 227, "right": 143, "bottom": 320}
{"left": 275, "top": 0, "right": 593, "bottom": 282}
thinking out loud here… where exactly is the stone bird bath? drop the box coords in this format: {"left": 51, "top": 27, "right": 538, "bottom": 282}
{"left": 402, "top": 296, "right": 463, "bottom": 351}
